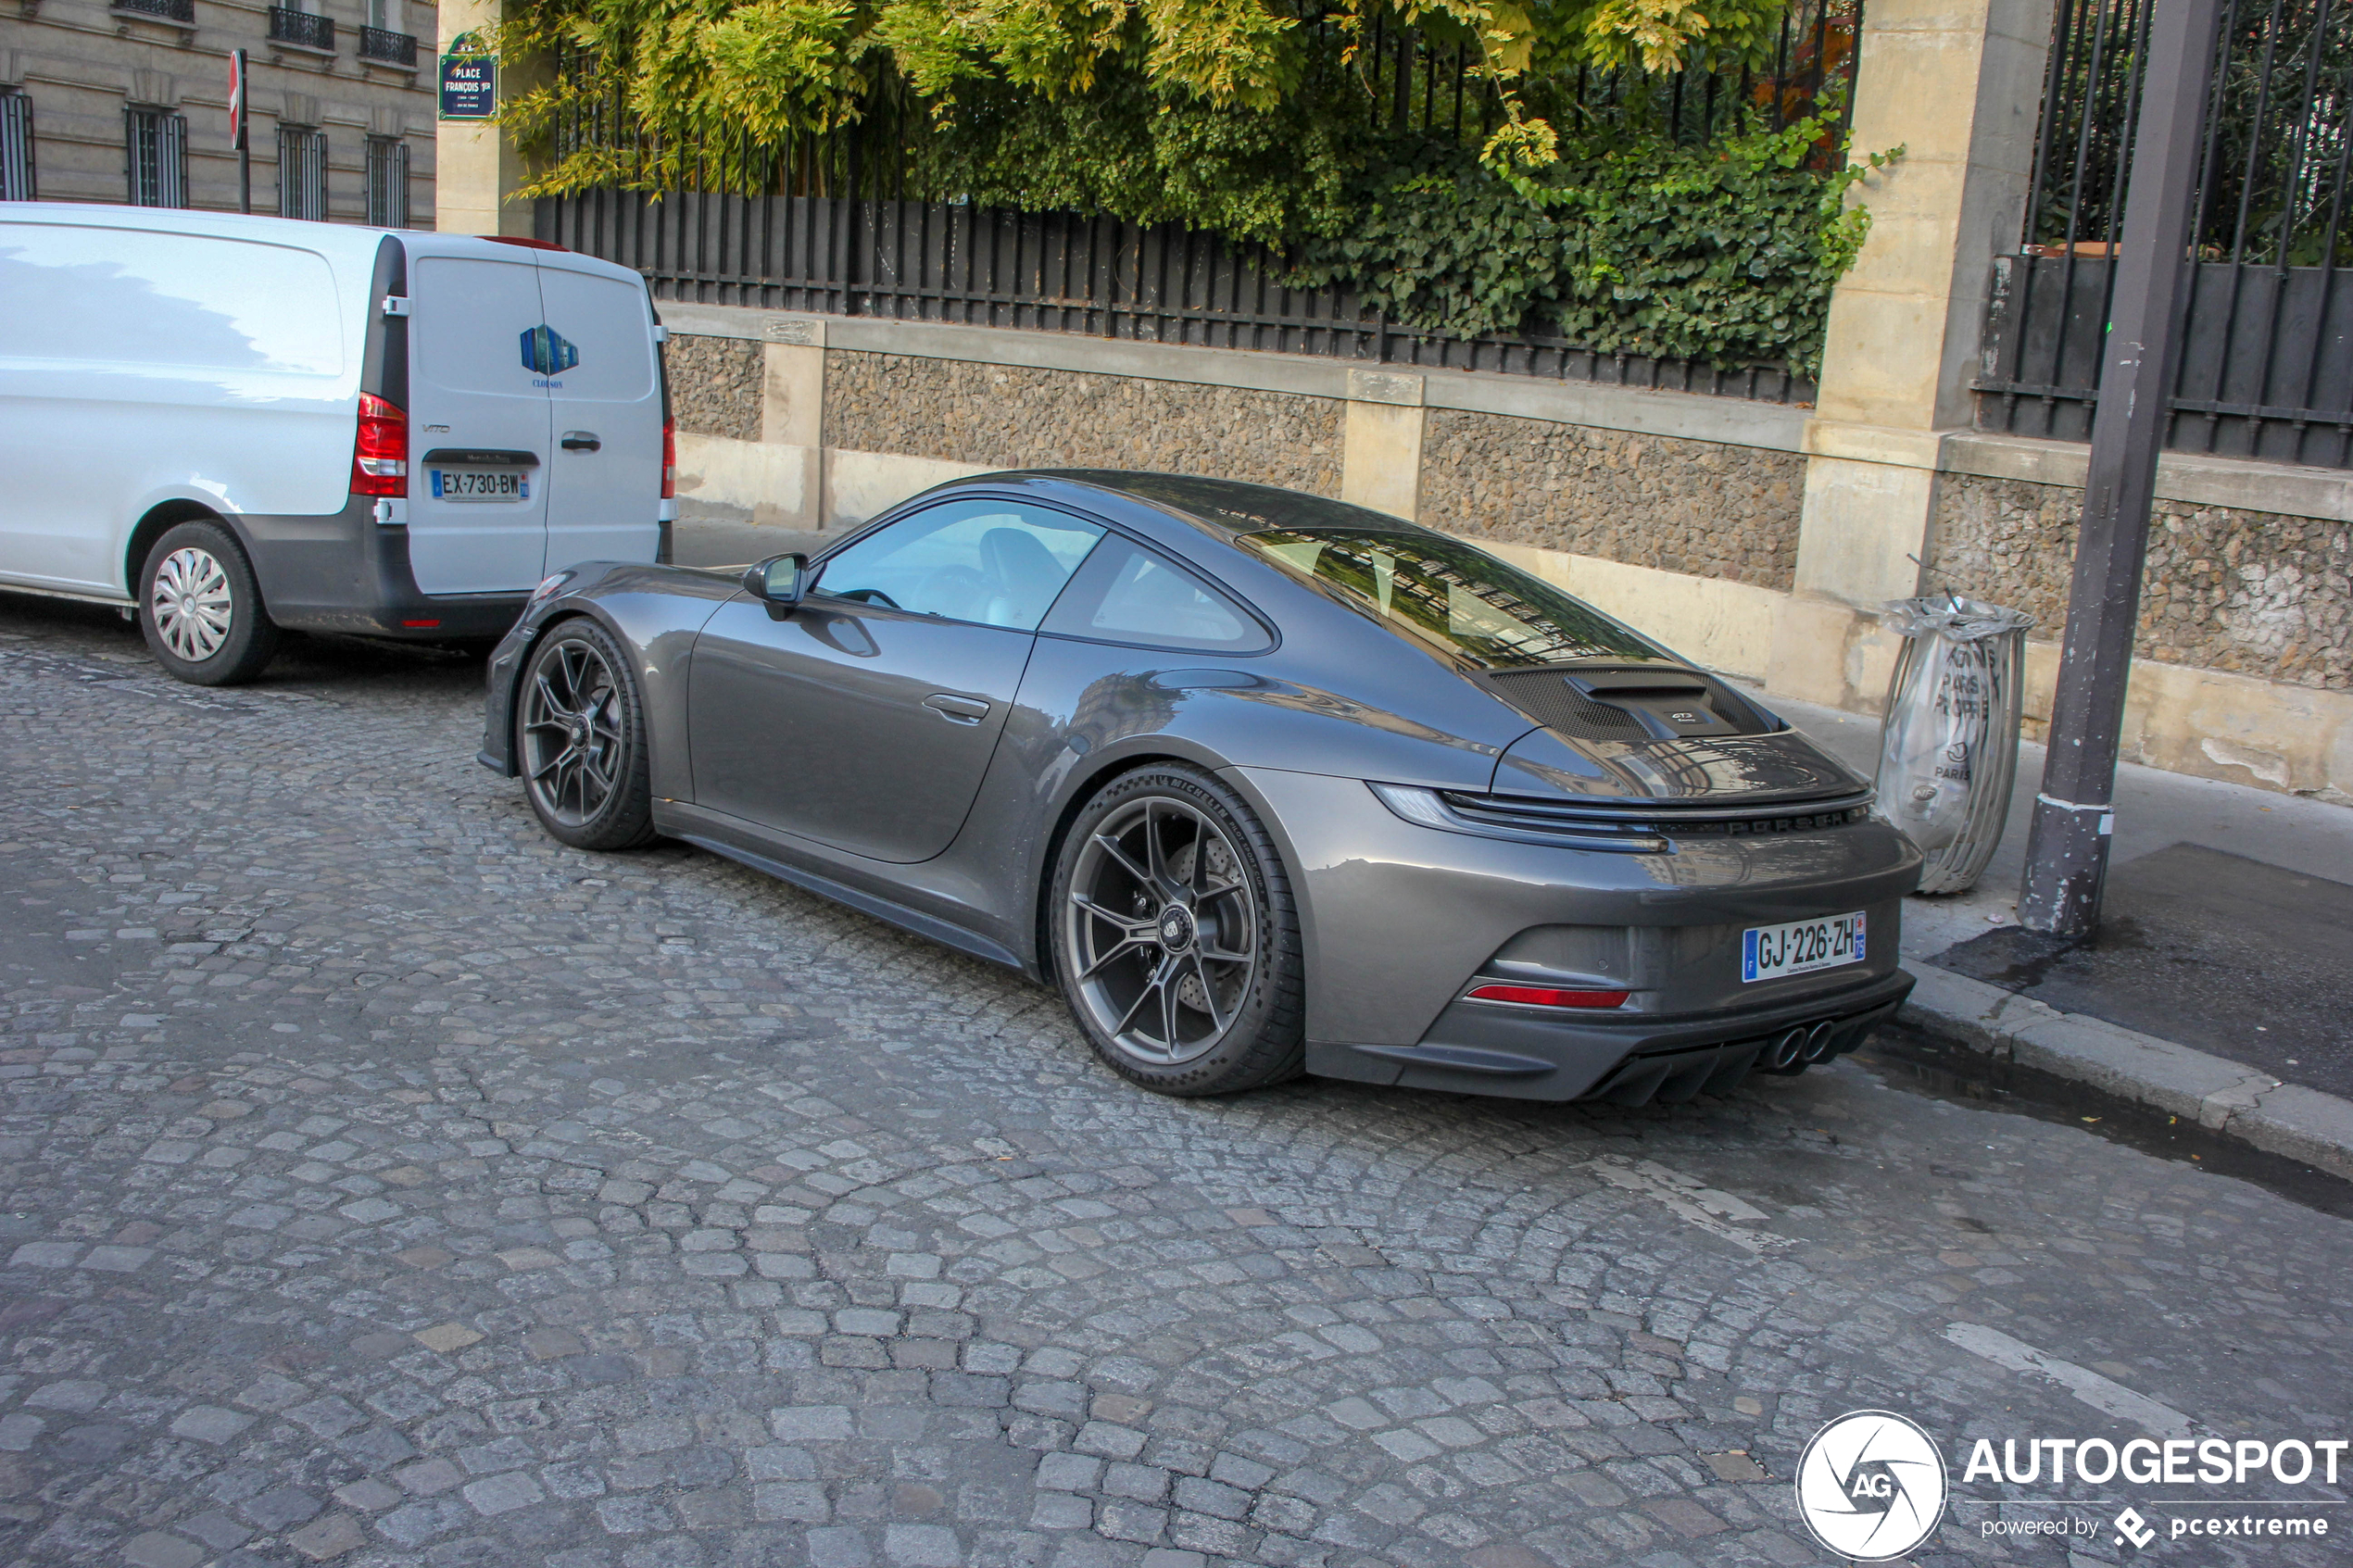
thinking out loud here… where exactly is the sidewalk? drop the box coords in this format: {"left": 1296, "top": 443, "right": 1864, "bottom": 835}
{"left": 1761, "top": 685, "right": 2353, "bottom": 1180}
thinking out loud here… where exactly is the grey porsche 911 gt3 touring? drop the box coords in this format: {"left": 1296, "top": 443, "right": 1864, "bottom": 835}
{"left": 480, "top": 471, "right": 1920, "bottom": 1104}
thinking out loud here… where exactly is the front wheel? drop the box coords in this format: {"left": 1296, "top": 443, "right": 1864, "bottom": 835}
{"left": 515, "top": 618, "right": 657, "bottom": 851}
{"left": 139, "top": 520, "right": 279, "bottom": 686}
{"left": 1050, "top": 765, "right": 1304, "bottom": 1096}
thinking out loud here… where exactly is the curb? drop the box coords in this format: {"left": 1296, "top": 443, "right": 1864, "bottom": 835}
{"left": 1894, "top": 964, "right": 2353, "bottom": 1185}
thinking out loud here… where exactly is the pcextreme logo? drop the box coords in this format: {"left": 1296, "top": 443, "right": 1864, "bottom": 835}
{"left": 1794, "top": 1410, "right": 1950, "bottom": 1561}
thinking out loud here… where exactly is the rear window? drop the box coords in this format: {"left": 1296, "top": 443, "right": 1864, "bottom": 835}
{"left": 1237, "top": 527, "right": 1655, "bottom": 668}
{"left": 1041, "top": 536, "right": 1271, "bottom": 653}
{"left": 0, "top": 223, "right": 345, "bottom": 375}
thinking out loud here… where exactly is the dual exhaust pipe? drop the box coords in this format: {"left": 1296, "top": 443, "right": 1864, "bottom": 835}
{"left": 1764, "top": 1020, "right": 1840, "bottom": 1071}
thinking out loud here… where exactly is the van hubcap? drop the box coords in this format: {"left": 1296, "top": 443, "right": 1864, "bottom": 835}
{"left": 1065, "top": 797, "right": 1256, "bottom": 1066}
{"left": 151, "top": 547, "right": 233, "bottom": 662}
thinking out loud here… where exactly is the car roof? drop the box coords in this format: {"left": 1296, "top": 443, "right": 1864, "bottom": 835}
{"left": 1017, "top": 471, "right": 1432, "bottom": 540}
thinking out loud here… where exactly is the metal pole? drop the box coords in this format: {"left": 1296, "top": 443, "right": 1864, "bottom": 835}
{"left": 2017, "top": 0, "right": 2223, "bottom": 936}
{"left": 240, "top": 144, "right": 251, "bottom": 215}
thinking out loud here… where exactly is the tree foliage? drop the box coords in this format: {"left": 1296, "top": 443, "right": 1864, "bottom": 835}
{"left": 494, "top": 0, "right": 1890, "bottom": 370}
{"left": 1292, "top": 113, "right": 1893, "bottom": 373}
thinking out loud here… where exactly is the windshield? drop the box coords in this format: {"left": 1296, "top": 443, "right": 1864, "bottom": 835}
{"left": 1238, "top": 528, "right": 1659, "bottom": 668}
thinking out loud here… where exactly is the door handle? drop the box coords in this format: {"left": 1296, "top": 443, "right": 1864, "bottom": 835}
{"left": 923, "top": 694, "right": 990, "bottom": 724}
{"left": 560, "top": 431, "right": 601, "bottom": 452}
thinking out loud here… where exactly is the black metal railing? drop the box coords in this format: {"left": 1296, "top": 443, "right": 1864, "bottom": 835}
{"left": 359, "top": 26, "right": 418, "bottom": 65}
{"left": 1976, "top": 0, "right": 2353, "bottom": 466}
{"left": 268, "top": 6, "right": 336, "bottom": 51}
{"left": 112, "top": 0, "right": 195, "bottom": 20}
{"left": 536, "top": 189, "right": 1819, "bottom": 403}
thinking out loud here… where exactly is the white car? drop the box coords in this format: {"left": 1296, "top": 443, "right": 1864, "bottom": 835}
{"left": 0, "top": 203, "right": 674, "bottom": 684}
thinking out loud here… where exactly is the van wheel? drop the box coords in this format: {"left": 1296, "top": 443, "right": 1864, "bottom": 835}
{"left": 139, "top": 521, "right": 280, "bottom": 686}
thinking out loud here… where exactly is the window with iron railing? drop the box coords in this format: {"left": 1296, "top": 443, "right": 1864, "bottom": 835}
{"left": 1, "top": 94, "right": 33, "bottom": 203}
{"left": 359, "top": 27, "right": 418, "bottom": 65}
{"left": 268, "top": 5, "right": 336, "bottom": 51}
{"left": 366, "top": 136, "right": 409, "bottom": 227}
{"left": 125, "top": 107, "right": 186, "bottom": 207}
{"left": 111, "top": 0, "right": 196, "bottom": 21}
{"left": 280, "top": 125, "right": 328, "bottom": 220}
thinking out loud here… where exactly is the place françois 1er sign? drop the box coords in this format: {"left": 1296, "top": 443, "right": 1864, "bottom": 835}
{"left": 438, "top": 34, "right": 496, "bottom": 121}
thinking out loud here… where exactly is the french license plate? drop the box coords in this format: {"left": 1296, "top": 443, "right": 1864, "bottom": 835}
{"left": 1742, "top": 911, "right": 1866, "bottom": 984}
{"left": 431, "top": 468, "right": 528, "bottom": 502}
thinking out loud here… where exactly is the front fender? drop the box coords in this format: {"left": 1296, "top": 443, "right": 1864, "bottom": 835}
{"left": 477, "top": 562, "right": 738, "bottom": 789}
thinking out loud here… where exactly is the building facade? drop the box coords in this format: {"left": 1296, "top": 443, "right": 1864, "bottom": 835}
{"left": 1, "top": 0, "right": 434, "bottom": 225}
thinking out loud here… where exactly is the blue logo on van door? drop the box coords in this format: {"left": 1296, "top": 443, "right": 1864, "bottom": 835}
{"left": 521, "top": 325, "right": 579, "bottom": 377}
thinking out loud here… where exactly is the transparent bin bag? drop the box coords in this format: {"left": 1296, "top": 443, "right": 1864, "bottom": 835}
{"left": 1874, "top": 597, "right": 2034, "bottom": 896}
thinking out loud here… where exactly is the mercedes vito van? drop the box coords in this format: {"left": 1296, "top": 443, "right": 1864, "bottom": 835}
{"left": 0, "top": 204, "right": 675, "bottom": 684}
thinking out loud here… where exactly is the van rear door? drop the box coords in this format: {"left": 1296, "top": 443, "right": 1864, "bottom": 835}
{"left": 406, "top": 254, "right": 551, "bottom": 595}
{"left": 535, "top": 256, "right": 662, "bottom": 574}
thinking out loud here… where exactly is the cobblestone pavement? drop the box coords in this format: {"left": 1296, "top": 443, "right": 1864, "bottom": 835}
{"left": 3, "top": 596, "right": 2348, "bottom": 1568}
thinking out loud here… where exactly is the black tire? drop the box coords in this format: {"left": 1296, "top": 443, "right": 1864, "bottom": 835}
{"left": 138, "top": 520, "right": 280, "bottom": 686}
{"left": 1049, "top": 764, "right": 1305, "bottom": 1096}
{"left": 514, "top": 618, "right": 658, "bottom": 852}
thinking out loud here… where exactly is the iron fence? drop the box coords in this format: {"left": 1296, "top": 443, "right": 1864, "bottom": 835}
{"left": 1976, "top": 0, "right": 2353, "bottom": 466}
{"left": 535, "top": 189, "right": 1818, "bottom": 403}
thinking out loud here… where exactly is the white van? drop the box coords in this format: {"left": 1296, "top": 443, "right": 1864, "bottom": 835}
{"left": 0, "top": 203, "right": 675, "bottom": 684}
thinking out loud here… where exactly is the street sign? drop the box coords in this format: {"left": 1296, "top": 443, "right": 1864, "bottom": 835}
{"left": 226, "top": 48, "right": 248, "bottom": 148}
{"left": 439, "top": 34, "right": 496, "bottom": 120}
{"left": 227, "top": 48, "right": 251, "bottom": 214}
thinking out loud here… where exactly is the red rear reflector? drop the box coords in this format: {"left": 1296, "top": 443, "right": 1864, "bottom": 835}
{"left": 480, "top": 234, "right": 568, "bottom": 252}
{"left": 661, "top": 416, "right": 676, "bottom": 500}
{"left": 1467, "top": 984, "right": 1629, "bottom": 1010}
{"left": 400, "top": 619, "right": 441, "bottom": 628}
{"left": 352, "top": 392, "right": 408, "bottom": 498}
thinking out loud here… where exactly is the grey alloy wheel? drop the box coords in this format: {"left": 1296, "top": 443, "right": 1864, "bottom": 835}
{"left": 522, "top": 633, "right": 623, "bottom": 828}
{"left": 1063, "top": 795, "right": 1260, "bottom": 1067}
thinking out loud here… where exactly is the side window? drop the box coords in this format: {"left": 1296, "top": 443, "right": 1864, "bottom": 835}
{"left": 1040, "top": 536, "right": 1272, "bottom": 654}
{"left": 813, "top": 499, "right": 1105, "bottom": 631}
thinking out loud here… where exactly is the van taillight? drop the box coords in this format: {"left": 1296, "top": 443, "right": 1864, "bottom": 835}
{"left": 661, "top": 417, "right": 676, "bottom": 500}
{"left": 353, "top": 394, "right": 408, "bottom": 498}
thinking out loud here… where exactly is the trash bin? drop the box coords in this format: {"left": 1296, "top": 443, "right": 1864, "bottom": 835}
{"left": 1874, "top": 596, "right": 2034, "bottom": 896}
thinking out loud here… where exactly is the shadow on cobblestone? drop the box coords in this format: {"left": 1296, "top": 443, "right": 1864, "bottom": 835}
{"left": 4, "top": 592, "right": 2349, "bottom": 1568}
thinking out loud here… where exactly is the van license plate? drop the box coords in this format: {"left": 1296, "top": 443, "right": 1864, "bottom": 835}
{"left": 1742, "top": 911, "right": 1866, "bottom": 983}
{"left": 432, "top": 469, "right": 529, "bottom": 501}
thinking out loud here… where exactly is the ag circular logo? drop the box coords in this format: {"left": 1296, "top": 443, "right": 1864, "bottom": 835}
{"left": 1794, "top": 1410, "right": 1948, "bottom": 1561}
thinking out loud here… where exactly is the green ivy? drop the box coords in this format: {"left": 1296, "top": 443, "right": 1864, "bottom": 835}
{"left": 1290, "top": 115, "right": 1894, "bottom": 377}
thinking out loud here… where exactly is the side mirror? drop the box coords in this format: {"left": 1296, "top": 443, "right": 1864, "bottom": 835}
{"left": 742, "top": 553, "right": 807, "bottom": 615}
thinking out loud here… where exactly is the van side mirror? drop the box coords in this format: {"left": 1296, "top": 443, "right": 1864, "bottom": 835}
{"left": 742, "top": 554, "right": 807, "bottom": 616}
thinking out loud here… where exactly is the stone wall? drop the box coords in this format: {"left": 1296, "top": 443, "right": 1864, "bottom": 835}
{"left": 822, "top": 352, "right": 1345, "bottom": 495}
{"left": 1419, "top": 409, "right": 1804, "bottom": 591}
{"left": 665, "top": 335, "right": 762, "bottom": 442}
{"left": 1931, "top": 473, "right": 2352, "bottom": 690}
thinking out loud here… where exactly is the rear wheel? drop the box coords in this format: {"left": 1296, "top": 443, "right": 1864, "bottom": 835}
{"left": 515, "top": 618, "right": 657, "bottom": 851}
{"left": 139, "top": 520, "right": 279, "bottom": 686}
{"left": 1051, "top": 765, "right": 1304, "bottom": 1096}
